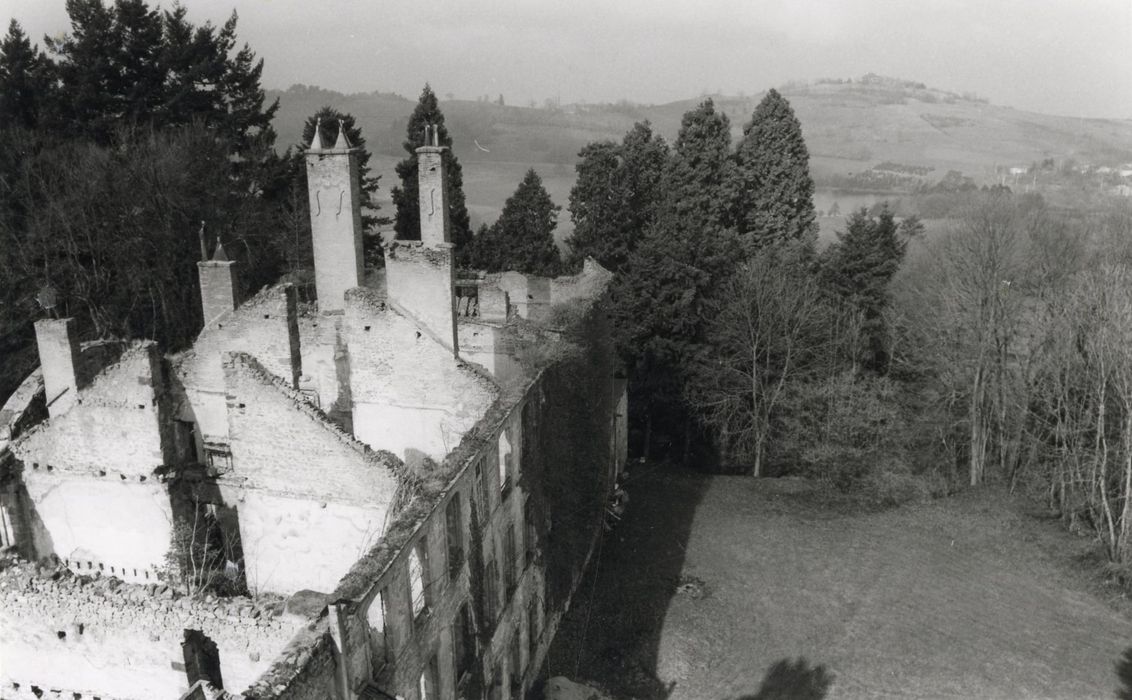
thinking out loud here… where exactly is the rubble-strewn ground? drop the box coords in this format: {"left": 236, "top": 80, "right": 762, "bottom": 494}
{"left": 547, "top": 465, "right": 1132, "bottom": 700}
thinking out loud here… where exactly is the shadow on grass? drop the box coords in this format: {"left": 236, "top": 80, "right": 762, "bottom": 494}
{"left": 734, "top": 657, "right": 833, "bottom": 700}
{"left": 543, "top": 459, "right": 709, "bottom": 698}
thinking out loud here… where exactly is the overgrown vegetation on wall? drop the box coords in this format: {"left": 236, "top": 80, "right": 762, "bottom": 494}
{"left": 518, "top": 304, "right": 616, "bottom": 611}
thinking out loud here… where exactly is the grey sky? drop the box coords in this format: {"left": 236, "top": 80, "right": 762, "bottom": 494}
{"left": 5, "top": 0, "right": 1131, "bottom": 118}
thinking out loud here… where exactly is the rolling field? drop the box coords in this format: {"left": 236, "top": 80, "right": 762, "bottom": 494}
{"left": 547, "top": 469, "right": 1132, "bottom": 699}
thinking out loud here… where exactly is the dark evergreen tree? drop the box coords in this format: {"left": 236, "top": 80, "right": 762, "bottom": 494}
{"left": 664, "top": 99, "right": 733, "bottom": 230}
{"left": 0, "top": 20, "right": 53, "bottom": 129}
{"left": 820, "top": 204, "right": 918, "bottom": 372}
{"left": 41, "top": 1, "right": 277, "bottom": 149}
{"left": 299, "top": 107, "right": 387, "bottom": 266}
{"left": 611, "top": 100, "right": 738, "bottom": 461}
{"left": 730, "top": 88, "right": 817, "bottom": 250}
{"left": 566, "top": 121, "right": 668, "bottom": 273}
{"left": 466, "top": 168, "right": 561, "bottom": 276}
{"left": 391, "top": 85, "right": 472, "bottom": 257}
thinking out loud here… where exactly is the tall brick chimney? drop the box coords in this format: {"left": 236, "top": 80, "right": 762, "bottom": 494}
{"left": 305, "top": 119, "right": 364, "bottom": 313}
{"left": 383, "top": 125, "right": 459, "bottom": 355}
{"left": 34, "top": 318, "right": 80, "bottom": 417}
{"left": 198, "top": 241, "right": 239, "bottom": 326}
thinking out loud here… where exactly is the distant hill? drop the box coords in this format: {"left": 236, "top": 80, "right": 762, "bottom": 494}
{"left": 268, "top": 75, "right": 1132, "bottom": 235}
{"left": 270, "top": 76, "right": 1132, "bottom": 181}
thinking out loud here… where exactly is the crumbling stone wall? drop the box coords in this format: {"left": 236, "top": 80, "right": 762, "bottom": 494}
{"left": 242, "top": 271, "right": 619, "bottom": 700}
{"left": 384, "top": 241, "right": 458, "bottom": 353}
{"left": 14, "top": 343, "right": 167, "bottom": 477}
{"left": 0, "top": 560, "right": 299, "bottom": 699}
{"left": 237, "top": 491, "right": 387, "bottom": 596}
{"left": 221, "top": 353, "right": 400, "bottom": 596}
{"left": 0, "top": 369, "right": 44, "bottom": 447}
{"left": 21, "top": 474, "right": 172, "bottom": 582}
{"left": 344, "top": 288, "right": 497, "bottom": 463}
{"left": 295, "top": 311, "right": 346, "bottom": 425}
{"left": 175, "top": 285, "right": 302, "bottom": 443}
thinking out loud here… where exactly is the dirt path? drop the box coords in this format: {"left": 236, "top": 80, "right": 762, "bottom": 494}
{"left": 546, "top": 467, "right": 1132, "bottom": 700}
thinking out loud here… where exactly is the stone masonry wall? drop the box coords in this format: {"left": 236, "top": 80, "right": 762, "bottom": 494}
{"left": 174, "top": 285, "right": 301, "bottom": 443}
{"left": 237, "top": 490, "right": 388, "bottom": 597}
{"left": 21, "top": 473, "right": 172, "bottom": 582}
{"left": 0, "top": 559, "right": 300, "bottom": 699}
{"left": 221, "top": 353, "right": 398, "bottom": 504}
{"left": 344, "top": 288, "right": 496, "bottom": 463}
{"left": 14, "top": 343, "right": 166, "bottom": 477}
{"left": 384, "top": 241, "right": 458, "bottom": 354}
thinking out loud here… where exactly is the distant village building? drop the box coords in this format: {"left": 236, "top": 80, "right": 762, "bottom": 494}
{"left": 0, "top": 121, "right": 625, "bottom": 699}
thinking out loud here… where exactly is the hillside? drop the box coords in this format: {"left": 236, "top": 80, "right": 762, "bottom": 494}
{"left": 269, "top": 76, "right": 1132, "bottom": 238}
{"left": 271, "top": 76, "right": 1132, "bottom": 183}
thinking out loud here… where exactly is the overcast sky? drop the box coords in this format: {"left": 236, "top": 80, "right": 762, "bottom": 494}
{"left": 5, "top": 0, "right": 1131, "bottom": 118}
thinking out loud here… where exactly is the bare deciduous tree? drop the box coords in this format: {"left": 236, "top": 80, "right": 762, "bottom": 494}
{"left": 687, "top": 248, "right": 832, "bottom": 475}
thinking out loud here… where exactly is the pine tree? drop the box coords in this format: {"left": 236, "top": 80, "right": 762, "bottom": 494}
{"left": 565, "top": 121, "right": 668, "bottom": 274}
{"left": 391, "top": 85, "right": 472, "bottom": 256}
{"left": 0, "top": 20, "right": 53, "bottom": 129}
{"left": 299, "top": 107, "right": 387, "bottom": 265}
{"left": 665, "top": 99, "right": 733, "bottom": 230}
{"left": 820, "top": 204, "right": 918, "bottom": 372}
{"left": 466, "top": 169, "right": 561, "bottom": 276}
{"left": 611, "top": 101, "right": 738, "bottom": 460}
{"left": 730, "top": 88, "right": 817, "bottom": 250}
{"left": 40, "top": 1, "right": 277, "bottom": 148}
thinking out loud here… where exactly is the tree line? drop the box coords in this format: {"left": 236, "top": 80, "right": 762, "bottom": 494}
{"left": 9, "top": 0, "right": 1132, "bottom": 579}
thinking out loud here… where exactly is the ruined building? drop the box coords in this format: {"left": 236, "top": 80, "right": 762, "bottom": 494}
{"left": 0, "top": 122, "right": 626, "bottom": 699}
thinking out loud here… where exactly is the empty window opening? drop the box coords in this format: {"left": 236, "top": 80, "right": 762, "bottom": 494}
{"left": 510, "top": 628, "right": 523, "bottom": 694}
{"left": 367, "top": 588, "right": 389, "bottom": 669}
{"left": 203, "top": 443, "right": 233, "bottom": 472}
{"left": 484, "top": 559, "right": 498, "bottom": 624}
{"left": 419, "top": 654, "right": 440, "bottom": 700}
{"left": 0, "top": 496, "right": 15, "bottom": 549}
{"left": 528, "top": 597, "right": 539, "bottom": 660}
{"left": 498, "top": 431, "right": 512, "bottom": 495}
{"left": 454, "top": 602, "right": 474, "bottom": 681}
{"left": 504, "top": 523, "right": 517, "bottom": 595}
{"left": 445, "top": 494, "right": 464, "bottom": 581}
{"left": 409, "top": 543, "right": 428, "bottom": 619}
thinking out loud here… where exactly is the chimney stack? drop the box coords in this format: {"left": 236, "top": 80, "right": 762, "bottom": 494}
{"left": 382, "top": 123, "right": 459, "bottom": 356}
{"left": 198, "top": 241, "right": 239, "bottom": 327}
{"left": 305, "top": 119, "right": 364, "bottom": 313}
{"left": 34, "top": 318, "right": 80, "bottom": 417}
{"left": 416, "top": 125, "right": 450, "bottom": 248}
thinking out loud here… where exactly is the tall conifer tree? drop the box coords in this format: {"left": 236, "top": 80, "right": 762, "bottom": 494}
{"left": 566, "top": 121, "right": 668, "bottom": 274}
{"left": 466, "top": 168, "right": 561, "bottom": 276}
{"left": 730, "top": 88, "right": 817, "bottom": 250}
{"left": 0, "top": 20, "right": 53, "bottom": 129}
{"left": 821, "top": 204, "right": 919, "bottom": 372}
{"left": 391, "top": 85, "right": 472, "bottom": 256}
{"left": 612, "top": 101, "right": 739, "bottom": 458}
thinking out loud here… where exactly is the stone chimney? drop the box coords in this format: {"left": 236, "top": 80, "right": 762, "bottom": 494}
{"left": 383, "top": 125, "right": 459, "bottom": 355}
{"left": 305, "top": 119, "right": 364, "bottom": 313}
{"left": 34, "top": 318, "right": 80, "bottom": 417}
{"left": 417, "top": 125, "right": 451, "bottom": 247}
{"left": 198, "top": 241, "right": 239, "bottom": 326}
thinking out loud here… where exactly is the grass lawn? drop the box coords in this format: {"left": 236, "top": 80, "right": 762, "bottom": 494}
{"left": 546, "top": 467, "right": 1132, "bottom": 699}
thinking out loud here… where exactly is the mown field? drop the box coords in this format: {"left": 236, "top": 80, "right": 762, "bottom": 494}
{"left": 546, "top": 468, "right": 1132, "bottom": 699}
